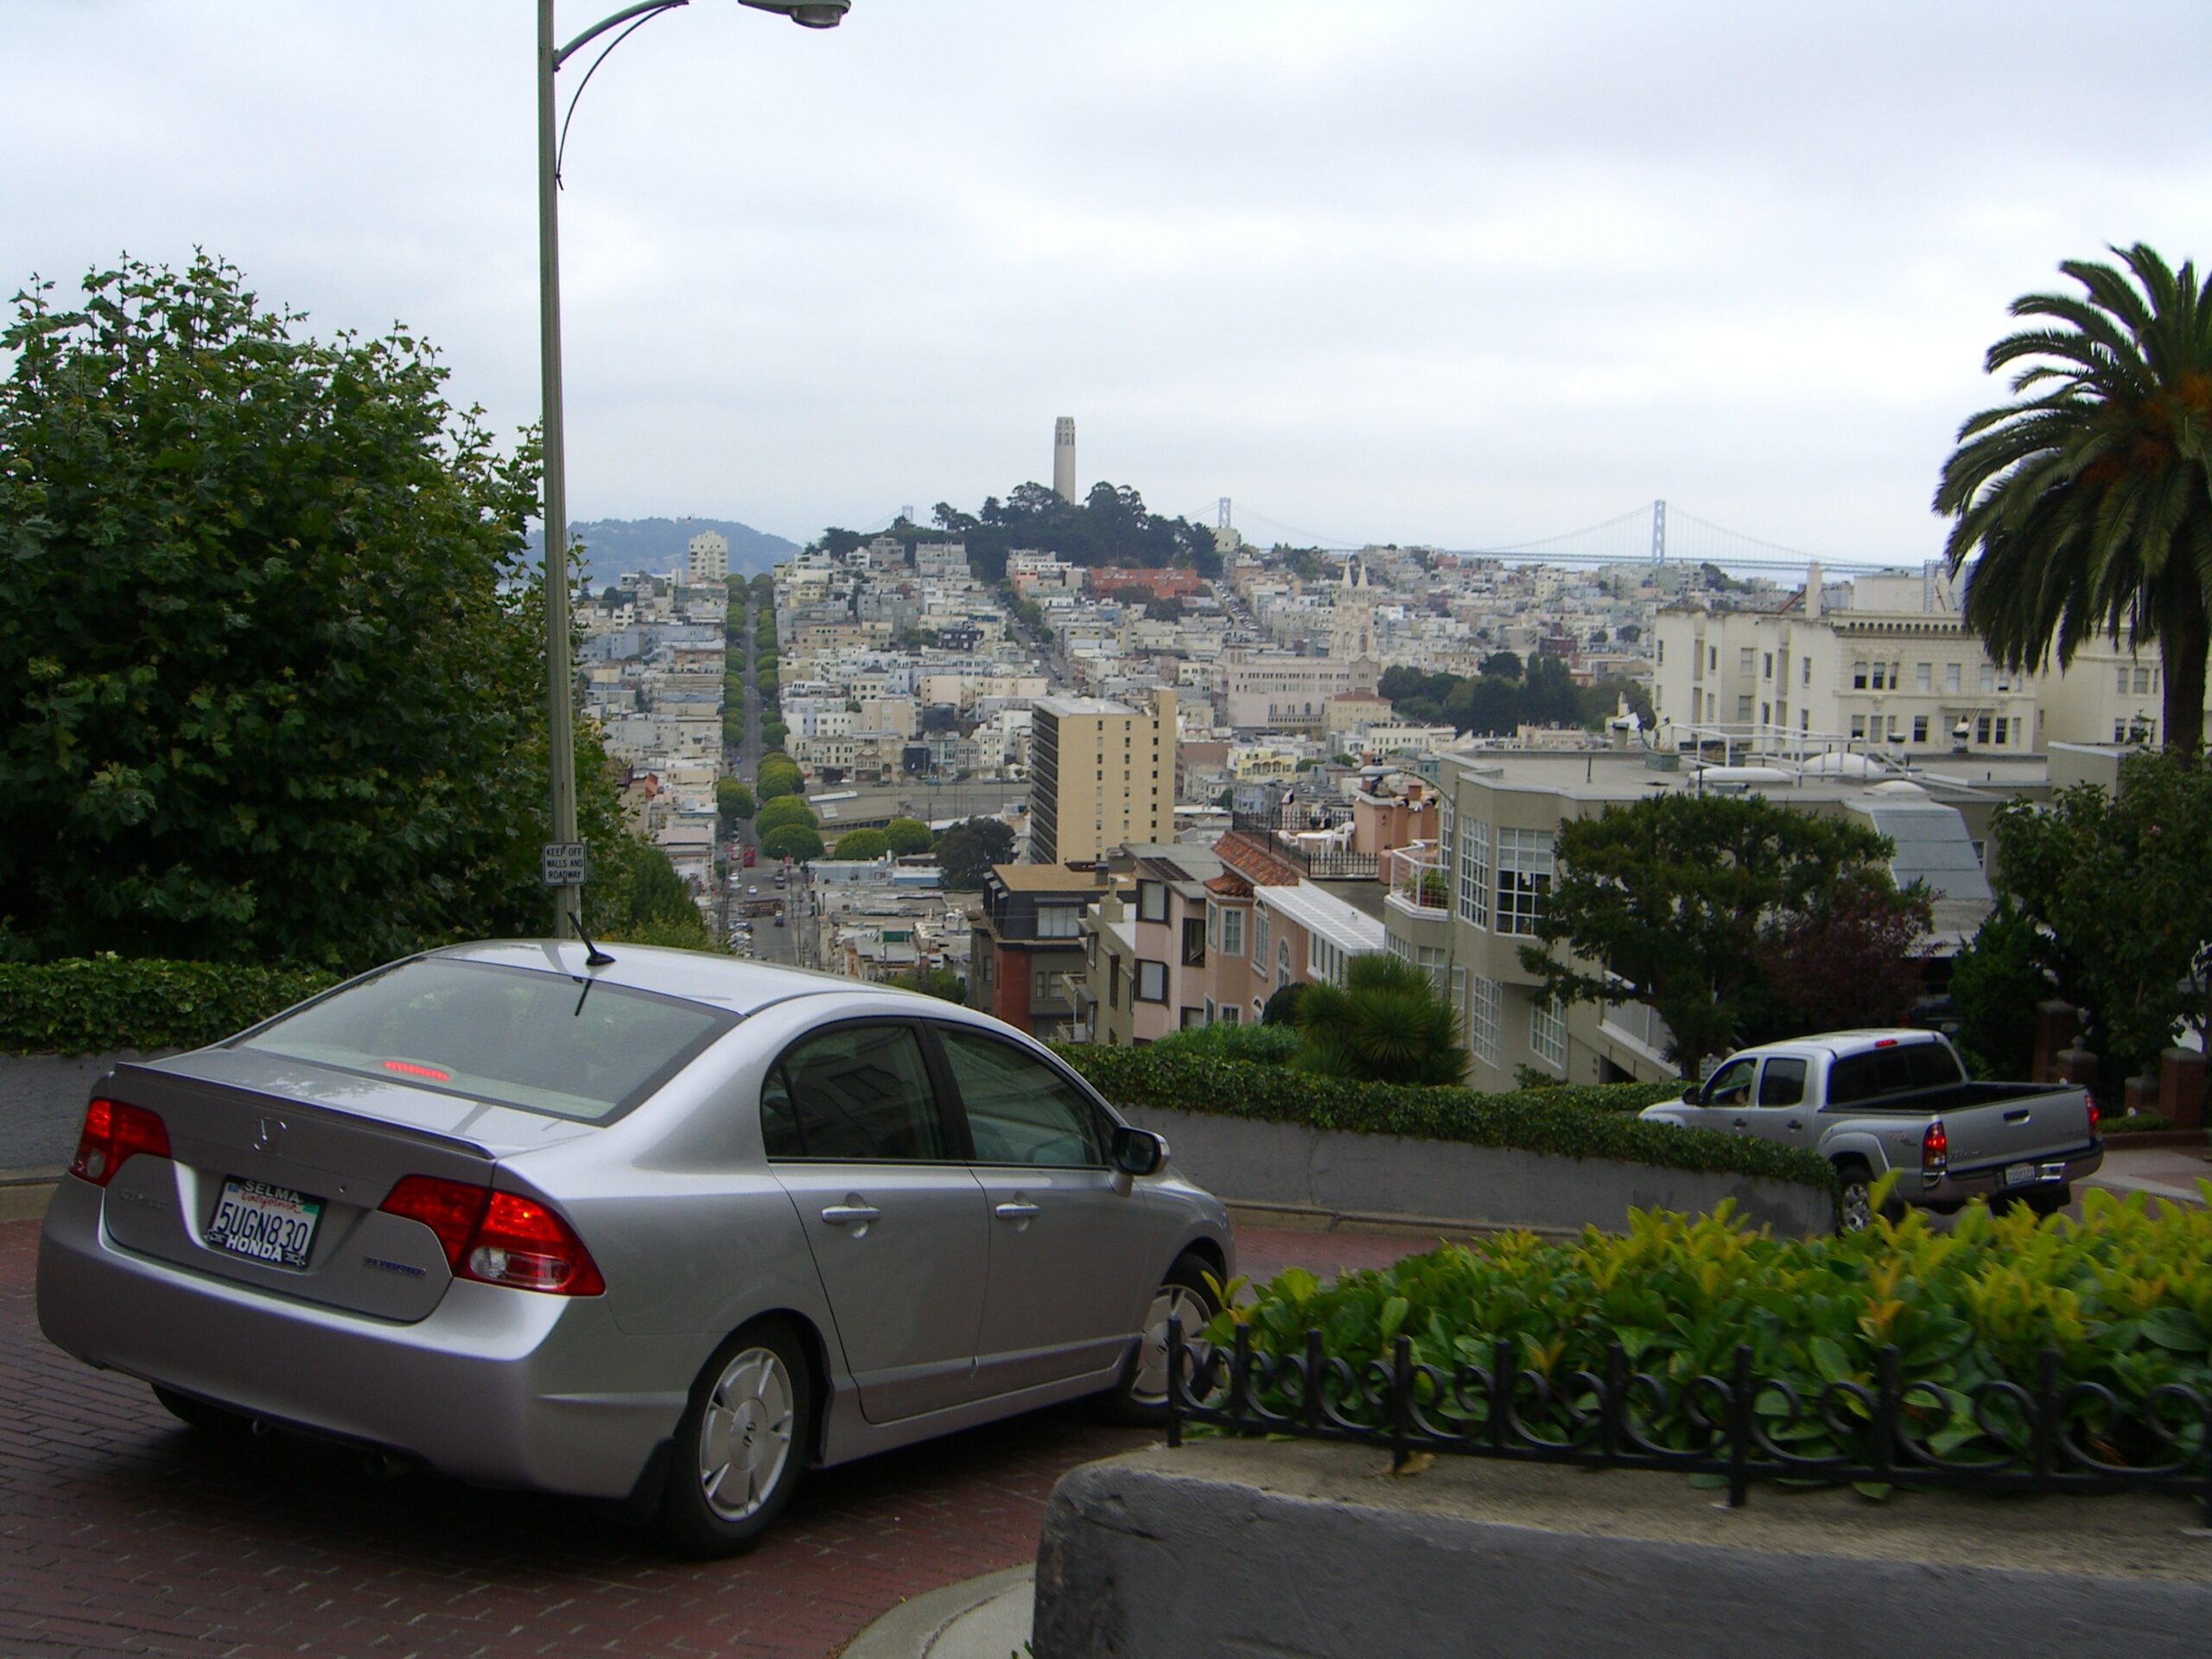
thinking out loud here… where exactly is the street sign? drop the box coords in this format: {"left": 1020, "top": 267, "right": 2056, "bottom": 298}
{"left": 540, "top": 842, "right": 590, "bottom": 887}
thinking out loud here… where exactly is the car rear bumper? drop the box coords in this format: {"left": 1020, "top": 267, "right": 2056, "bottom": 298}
{"left": 1919, "top": 1143, "right": 2104, "bottom": 1205}
{"left": 36, "top": 1177, "right": 696, "bottom": 1499}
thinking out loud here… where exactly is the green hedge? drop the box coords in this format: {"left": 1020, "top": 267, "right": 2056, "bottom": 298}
{"left": 1209, "top": 1195, "right": 2212, "bottom": 1474}
{"left": 0, "top": 958, "right": 340, "bottom": 1055}
{"left": 1053, "top": 1046, "right": 1830, "bottom": 1192}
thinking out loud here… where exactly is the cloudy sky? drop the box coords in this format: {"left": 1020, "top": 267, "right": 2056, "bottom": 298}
{"left": 4, "top": 1, "right": 2208, "bottom": 563}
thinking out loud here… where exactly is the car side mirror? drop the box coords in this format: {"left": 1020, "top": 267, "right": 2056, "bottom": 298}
{"left": 1681, "top": 1084, "right": 1700, "bottom": 1104}
{"left": 1111, "top": 1126, "right": 1167, "bottom": 1179}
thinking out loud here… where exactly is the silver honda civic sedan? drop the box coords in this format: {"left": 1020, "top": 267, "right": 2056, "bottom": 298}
{"left": 37, "top": 942, "right": 1232, "bottom": 1555}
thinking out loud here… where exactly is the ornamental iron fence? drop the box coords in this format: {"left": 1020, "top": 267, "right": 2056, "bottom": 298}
{"left": 1164, "top": 1320, "right": 2212, "bottom": 1520}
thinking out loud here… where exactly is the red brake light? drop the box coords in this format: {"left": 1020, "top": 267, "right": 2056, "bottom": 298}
{"left": 381, "top": 1059, "right": 452, "bottom": 1082}
{"left": 378, "top": 1177, "right": 603, "bottom": 1296}
{"left": 2085, "top": 1092, "right": 2100, "bottom": 1137}
{"left": 68, "top": 1097, "right": 171, "bottom": 1187}
{"left": 1922, "top": 1118, "right": 1948, "bottom": 1173}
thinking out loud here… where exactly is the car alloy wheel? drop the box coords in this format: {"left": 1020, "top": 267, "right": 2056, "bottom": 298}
{"left": 697, "top": 1345, "right": 795, "bottom": 1522}
{"left": 1132, "top": 1281, "right": 1214, "bottom": 1407}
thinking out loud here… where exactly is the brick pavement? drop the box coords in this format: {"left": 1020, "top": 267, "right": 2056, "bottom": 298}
{"left": 0, "top": 1217, "right": 1436, "bottom": 1658}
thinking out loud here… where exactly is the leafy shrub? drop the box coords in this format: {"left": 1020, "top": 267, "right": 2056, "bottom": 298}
{"left": 1294, "top": 954, "right": 1466, "bottom": 1086}
{"left": 0, "top": 957, "right": 340, "bottom": 1055}
{"left": 1206, "top": 1193, "right": 2212, "bottom": 1470}
{"left": 1053, "top": 1046, "right": 1819, "bottom": 1189}
{"left": 1148, "top": 1021, "right": 1301, "bottom": 1066}
{"left": 2106, "top": 1109, "right": 2171, "bottom": 1136}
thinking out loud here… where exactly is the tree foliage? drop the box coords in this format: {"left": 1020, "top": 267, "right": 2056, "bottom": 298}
{"left": 760, "top": 823, "right": 824, "bottom": 862}
{"left": 755, "top": 752, "right": 803, "bottom": 802}
{"left": 873, "top": 484, "right": 1218, "bottom": 582}
{"left": 883, "top": 816, "right": 933, "bottom": 855}
{"left": 583, "top": 833, "right": 713, "bottom": 950}
{"left": 830, "top": 827, "right": 890, "bottom": 861}
{"left": 1947, "top": 901, "right": 2050, "bottom": 1077}
{"left": 1936, "top": 244, "right": 2212, "bottom": 754}
{"left": 1988, "top": 752, "right": 2212, "bottom": 1079}
{"left": 1293, "top": 953, "right": 1466, "bottom": 1086}
{"left": 1740, "top": 874, "right": 1934, "bottom": 1046}
{"left": 715, "top": 779, "right": 754, "bottom": 823}
{"left": 888, "top": 965, "right": 965, "bottom": 1003}
{"left": 932, "top": 816, "right": 1014, "bottom": 889}
{"left": 0, "top": 255, "right": 605, "bottom": 968}
{"left": 754, "top": 794, "right": 818, "bottom": 836}
{"left": 1377, "top": 660, "right": 1651, "bottom": 736}
{"left": 1520, "top": 794, "right": 1903, "bottom": 1077}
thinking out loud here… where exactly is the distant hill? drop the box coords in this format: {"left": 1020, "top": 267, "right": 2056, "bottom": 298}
{"left": 524, "top": 517, "right": 798, "bottom": 586}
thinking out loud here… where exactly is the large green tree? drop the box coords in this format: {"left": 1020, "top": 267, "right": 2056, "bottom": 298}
{"left": 1936, "top": 244, "right": 2212, "bottom": 755}
{"left": 0, "top": 256, "right": 596, "bottom": 967}
{"left": 1987, "top": 751, "right": 2212, "bottom": 1080}
{"left": 1519, "top": 794, "right": 1902, "bottom": 1076}
{"left": 932, "top": 816, "right": 1014, "bottom": 890}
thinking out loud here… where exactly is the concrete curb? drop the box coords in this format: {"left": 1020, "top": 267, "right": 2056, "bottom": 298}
{"left": 0, "top": 1171, "right": 59, "bottom": 1224}
{"left": 838, "top": 1565, "right": 1033, "bottom": 1658}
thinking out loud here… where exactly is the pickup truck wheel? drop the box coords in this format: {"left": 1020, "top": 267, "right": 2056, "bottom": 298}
{"left": 1834, "top": 1163, "right": 1900, "bottom": 1233}
{"left": 2022, "top": 1184, "right": 2072, "bottom": 1218}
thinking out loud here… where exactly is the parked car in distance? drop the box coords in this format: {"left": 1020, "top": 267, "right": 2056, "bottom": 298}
{"left": 1638, "top": 1029, "right": 2101, "bottom": 1230}
{"left": 38, "top": 943, "right": 1233, "bottom": 1555}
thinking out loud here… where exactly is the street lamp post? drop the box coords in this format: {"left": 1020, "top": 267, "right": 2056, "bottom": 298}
{"left": 535, "top": 0, "right": 848, "bottom": 938}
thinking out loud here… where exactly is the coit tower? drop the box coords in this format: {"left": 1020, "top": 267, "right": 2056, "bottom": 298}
{"left": 1052, "top": 416, "right": 1077, "bottom": 503}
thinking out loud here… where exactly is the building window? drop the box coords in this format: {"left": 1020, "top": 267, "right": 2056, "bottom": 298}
{"left": 1036, "top": 904, "right": 1079, "bottom": 939}
{"left": 1850, "top": 715, "right": 1866, "bottom": 740}
{"left": 1916, "top": 662, "right": 1932, "bottom": 690}
{"left": 1912, "top": 715, "right": 1929, "bottom": 744}
{"left": 1254, "top": 906, "right": 1270, "bottom": 963}
{"left": 1531, "top": 995, "right": 1566, "bottom": 1069}
{"left": 1870, "top": 663, "right": 1887, "bottom": 690}
{"left": 1221, "top": 906, "right": 1245, "bottom": 956}
{"left": 1183, "top": 916, "right": 1207, "bottom": 966}
{"left": 1975, "top": 715, "right": 1993, "bottom": 745}
{"left": 1218, "top": 1003, "right": 1240, "bottom": 1027}
{"left": 1136, "top": 881, "right": 1168, "bottom": 924}
{"left": 1136, "top": 960, "right": 1167, "bottom": 1001}
{"left": 1946, "top": 663, "right": 1961, "bottom": 692}
{"left": 1994, "top": 715, "right": 2009, "bottom": 745}
{"left": 1763, "top": 652, "right": 1773, "bottom": 680}
{"left": 1033, "top": 969, "right": 1060, "bottom": 1006}
{"left": 1467, "top": 974, "right": 1502, "bottom": 1069}
{"left": 1980, "top": 664, "right": 1996, "bottom": 693}
{"left": 1276, "top": 938, "right": 1293, "bottom": 988}
{"left": 1738, "top": 647, "right": 1755, "bottom": 673}
{"left": 1736, "top": 696, "right": 1753, "bottom": 721}
{"left": 1495, "top": 829, "right": 1552, "bottom": 937}
{"left": 1802, "top": 658, "right": 1811, "bottom": 687}
{"left": 1656, "top": 639, "right": 1665, "bottom": 665}
{"left": 1108, "top": 957, "right": 1120, "bottom": 1007}
{"left": 1458, "top": 817, "right": 1491, "bottom": 929}
{"left": 1853, "top": 661, "right": 1868, "bottom": 689}
{"left": 1707, "top": 645, "right": 1718, "bottom": 671}
{"left": 2137, "top": 665, "right": 2154, "bottom": 694}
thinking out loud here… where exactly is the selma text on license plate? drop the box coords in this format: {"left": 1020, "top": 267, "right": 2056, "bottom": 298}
{"left": 207, "top": 1179, "right": 323, "bottom": 1269}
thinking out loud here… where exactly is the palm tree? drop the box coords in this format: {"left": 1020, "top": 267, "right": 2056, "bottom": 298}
{"left": 1935, "top": 244, "right": 2212, "bottom": 755}
{"left": 1293, "top": 954, "right": 1466, "bottom": 1087}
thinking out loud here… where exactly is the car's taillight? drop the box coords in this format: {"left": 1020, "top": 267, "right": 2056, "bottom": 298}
{"left": 1922, "top": 1118, "right": 1948, "bottom": 1174}
{"left": 377, "top": 1176, "right": 603, "bottom": 1296}
{"left": 2085, "top": 1091, "right": 2100, "bottom": 1138}
{"left": 68, "top": 1097, "right": 171, "bottom": 1187}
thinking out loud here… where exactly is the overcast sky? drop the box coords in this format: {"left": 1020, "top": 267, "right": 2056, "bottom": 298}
{"left": 4, "top": 1, "right": 2208, "bottom": 563}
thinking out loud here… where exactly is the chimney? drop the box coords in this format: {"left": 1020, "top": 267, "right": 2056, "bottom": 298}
{"left": 1804, "top": 561, "right": 1823, "bottom": 620}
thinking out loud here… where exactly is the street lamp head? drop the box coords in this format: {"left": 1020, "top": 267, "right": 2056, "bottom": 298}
{"left": 739, "top": 0, "right": 849, "bottom": 24}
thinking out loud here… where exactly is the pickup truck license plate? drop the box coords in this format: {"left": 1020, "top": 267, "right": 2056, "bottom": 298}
{"left": 2001, "top": 1161, "right": 2038, "bottom": 1188}
{"left": 207, "top": 1179, "right": 322, "bottom": 1269}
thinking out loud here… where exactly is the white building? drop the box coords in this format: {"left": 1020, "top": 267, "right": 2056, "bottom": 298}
{"left": 687, "top": 531, "right": 729, "bottom": 585}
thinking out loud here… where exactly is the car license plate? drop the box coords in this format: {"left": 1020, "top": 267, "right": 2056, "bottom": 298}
{"left": 2002, "top": 1161, "right": 2038, "bottom": 1188}
{"left": 207, "top": 1178, "right": 323, "bottom": 1270}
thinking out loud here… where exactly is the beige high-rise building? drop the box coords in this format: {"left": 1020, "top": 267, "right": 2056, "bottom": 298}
{"left": 1029, "top": 687, "right": 1175, "bottom": 865}
{"left": 1052, "top": 416, "right": 1077, "bottom": 503}
{"left": 687, "top": 530, "right": 729, "bottom": 584}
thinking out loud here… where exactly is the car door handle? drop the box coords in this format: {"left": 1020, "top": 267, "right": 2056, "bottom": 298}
{"left": 1787, "top": 1120, "right": 1803, "bottom": 1131}
{"left": 994, "top": 1201, "right": 1042, "bottom": 1221}
{"left": 1731, "top": 1117, "right": 1749, "bottom": 1129}
{"left": 2004, "top": 1109, "right": 2031, "bottom": 1123}
{"left": 820, "top": 1204, "right": 880, "bottom": 1227}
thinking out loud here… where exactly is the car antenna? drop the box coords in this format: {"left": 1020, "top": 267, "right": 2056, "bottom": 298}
{"left": 569, "top": 914, "right": 616, "bottom": 968}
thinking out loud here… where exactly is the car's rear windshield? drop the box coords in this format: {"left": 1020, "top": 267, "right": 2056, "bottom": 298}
{"left": 236, "top": 958, "right": 732, "bottom": 1122}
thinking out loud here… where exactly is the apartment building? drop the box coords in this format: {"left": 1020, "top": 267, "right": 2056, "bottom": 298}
{"left": 1027, "top": 688, "right": 1176, "bottom": 865}
{"left": 967, "top": 863, "right": 1112, "bottom": 1040}
{"left": 1652, "top": 566, "right": 2200, "bottom": 755}
{"left": 1400, "top": 747, "right": 2042, "bottom": 1092}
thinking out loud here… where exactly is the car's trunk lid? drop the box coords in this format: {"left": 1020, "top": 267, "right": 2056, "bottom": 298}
{"left": 91, "top": 1052, "right": 592, "bottom": 1322}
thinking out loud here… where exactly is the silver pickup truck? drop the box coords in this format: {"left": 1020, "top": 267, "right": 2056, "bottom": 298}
{"left": 1639, "top": 1029, "right": 2103, "bottom": 1230}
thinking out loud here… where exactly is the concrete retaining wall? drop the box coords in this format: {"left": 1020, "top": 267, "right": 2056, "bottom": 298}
{"left": 1033, "top": 1442, "right": 2212, "bottom": 1659}
{"left": 1118, "top": 1104, "right": 1832, "bottom": 1236}
{"left": 0, "top": 1052, "right": 171, "bottom": 1175}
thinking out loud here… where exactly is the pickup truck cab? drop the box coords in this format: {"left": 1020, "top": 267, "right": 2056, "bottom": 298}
{"left": 1639, "top": 1029, "right": 2102, "bottom": 1230}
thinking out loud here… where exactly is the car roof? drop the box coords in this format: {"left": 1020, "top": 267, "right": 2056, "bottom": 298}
{"left": 424, "top": 939, "right": 931, "bottom": 1017}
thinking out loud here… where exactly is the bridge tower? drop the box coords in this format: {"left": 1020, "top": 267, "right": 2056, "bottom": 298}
{"left": 1649, "top": 499, "right": 1668, "bottom": 564}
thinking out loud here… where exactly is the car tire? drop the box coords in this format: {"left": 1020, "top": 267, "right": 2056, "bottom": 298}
{"left": 657, "top": 1319, "right": 812, "bottom": 1559}
{"left": 1101, "top": 1253, "right": 1221, "bottom": 1427}
{"left": 2019, "top": 1184, "right": 2073, "bottom": 1219}
{"left": 152, "top": 1384, "right": 250, "bottom": 1436}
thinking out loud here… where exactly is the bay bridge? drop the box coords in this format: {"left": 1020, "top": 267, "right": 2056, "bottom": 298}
{"left": 1221, "top": 499, "right": 1925, "bottom": 578}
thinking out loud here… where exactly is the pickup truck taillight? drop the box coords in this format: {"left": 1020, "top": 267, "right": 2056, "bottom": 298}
{"left": 2085, "top": 1092, "right": 2100, "bottom": 1138}
{"left": 378, "top": 1176, "right": 606, "bottom": 1296}
{"left": 1921, "top": 1118, "right": 1948, "bottom": 1175}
